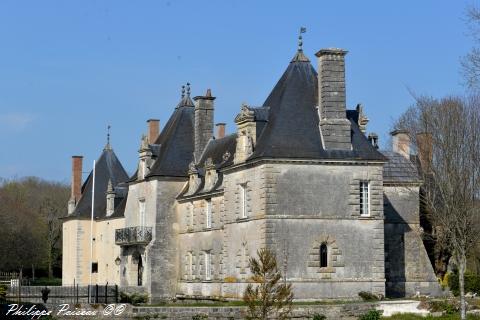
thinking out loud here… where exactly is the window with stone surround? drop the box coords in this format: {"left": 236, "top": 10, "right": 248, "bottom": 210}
{"left": 308, "top": 235, "right": 344, "bottom": 278}
{"left": 187, "top": 252, "right": 193, "bottom": 280}
{"left": 320, "top": 243, "right": 328, "bottom": 268}
{"left": 138, "top": 199, "right": 146, "bottom": 226}
{"left": 188, "top": 202, "right": 194, "bottom": 229}
{"left": 206, "top": 199, "right": 212, "bottom": 228}
{"left": 239, "top": 183, "right": 247, "bottom": 218}
{"left": 359, "top": 181, "right": 370, "bottom": 216}
{"left": 205, "top": 251, "right": 212, "bottom": 280}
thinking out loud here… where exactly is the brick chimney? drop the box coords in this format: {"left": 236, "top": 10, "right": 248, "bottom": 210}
{"left": 147, "top": 119, "right": 160, "bottom": 144}
{"left": 391, "top": 130, "right": 410, "bottom": 159}
{"left": 315, "top": 48, "right": 351, "bottom": 150}
{"left": 193, "top": 89, "right": 215, "bottom": 162}
{"left": 417, "top": 132, "right": 432, "bottom": 172}
{"left": 216, "top": 123, "right": 226, "bottom": 139}
{"left": 68, "top": 155, "right": 83, "bottom": 214}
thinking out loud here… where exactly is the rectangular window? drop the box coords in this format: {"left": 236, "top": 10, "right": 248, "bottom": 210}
{"left": 139, "top": 199, "right": 146, "bottom": 226}
{"left": 188, "top": 252, "right": 193, "bottom": 279}
{"left": 359, "top": 181, "right": 370, "bottom": 216}
{"left": 91, "top": 262, "right": 98, "bottom": 273}
{"left": 205, "top": 252, "right": 211, "bottom": 280}
{"left": 206, "top": 199, "right": 212, "bottom": 228}
{"left": 240, "top": 183, "right": 247, "bottom": 218}
{"left": 189, "top": 202, "right": 194, "bottom": 228}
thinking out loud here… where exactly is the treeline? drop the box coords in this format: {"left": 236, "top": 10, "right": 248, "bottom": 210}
{"left": 0, "top": 177, "right": 69, "bottom": 278}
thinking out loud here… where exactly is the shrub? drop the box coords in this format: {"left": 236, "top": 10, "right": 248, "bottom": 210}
{"left": 358, "top": 291, "right": 380, "bottom": 301}
{"left": 192, "top": 314, "right": 208, "bottom": 320}
{"left": 447, "top": 270, "right": 480, "bottom": 296}
{"left": 358, "top": 309, "right": 381, "bottom": 320}
{"left": 224, "top": 276, "right": 238, "bottom": 283}
{"left": 428, "top": 299, "right": 459, "bottom": 314}
{"left": 0, "top": 284, "right": 7, "bottom": 302}
{"left": 119, "top": 291, "right": 148, "bottom": 304}
{"left": 312, "top": 314, "right": 327, "bottom": 320}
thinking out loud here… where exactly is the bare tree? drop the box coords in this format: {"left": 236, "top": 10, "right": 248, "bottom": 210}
{"left": 0, "top": 177, "right": 68, "bottom": 278}
{"left": 243, "top": 248, "right": 293, "bottom": 320}
{"left": 395, "top": 95, "right": 480, "bottom": 319}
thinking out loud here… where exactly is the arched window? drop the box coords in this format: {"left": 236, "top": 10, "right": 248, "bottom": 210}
{"left": 320, "top": 243, "right": 328, "bottom": 268}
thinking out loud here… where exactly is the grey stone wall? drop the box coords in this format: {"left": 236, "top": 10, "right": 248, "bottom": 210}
{"left": 264, "top": 163, "right": 385, "bottom": 298}
{"left": 384, "top": 186, "right": 442, "bottom": 297}
{"left": 149, "top": 179, "right": 187, "bottom": 302}
{"left": 131, "top": 303, "right": 378, "bottom": 320}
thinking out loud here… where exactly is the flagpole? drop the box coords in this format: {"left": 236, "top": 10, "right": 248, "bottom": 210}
{"left": 89, "top": 160, "right": 96, "bottom": 301}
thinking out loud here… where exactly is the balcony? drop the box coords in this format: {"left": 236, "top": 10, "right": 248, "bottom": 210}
{"left": 115, "top": 226, "right": 152, "bottom": 246}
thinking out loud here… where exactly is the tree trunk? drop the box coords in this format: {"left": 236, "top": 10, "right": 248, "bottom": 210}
{"left": 459, "top": 253, "right": 467, "bottom": 320}
{"left": 48, "top": 247, "right": 53, "bottom": 278}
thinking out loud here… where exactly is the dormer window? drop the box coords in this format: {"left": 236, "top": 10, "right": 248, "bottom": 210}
{"left": 359, "top": 181, "right": 370, "bottom": 216}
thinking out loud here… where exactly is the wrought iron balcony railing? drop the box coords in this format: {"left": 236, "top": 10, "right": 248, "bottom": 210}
{"left": 115, "top": 226, "right": 152, "bottom": 246}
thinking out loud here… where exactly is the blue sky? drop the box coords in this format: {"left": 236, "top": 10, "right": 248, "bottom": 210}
{"left": 0, "top": 0, "right": 473, "bottom": 182}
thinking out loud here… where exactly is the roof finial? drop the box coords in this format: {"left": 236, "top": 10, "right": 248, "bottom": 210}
{"left": 186, "top": 82, "right": 191, "bottom": 97}
{"left": 104, "top": 124, "right": 112, "bottom": 150}
{"left": 181, "top": 85, "right": 185, "bottom": 98}
{"left": 298, "top": 27, "right": 306, "bottom": 52}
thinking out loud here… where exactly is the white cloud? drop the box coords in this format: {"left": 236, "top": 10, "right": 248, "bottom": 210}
{"left": 0, "top": 112, "right": 35, "bottom": 131}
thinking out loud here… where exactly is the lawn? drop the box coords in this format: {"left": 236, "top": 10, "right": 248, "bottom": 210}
{"left": 385, "top": 314, "right": 480, "bottom": 319}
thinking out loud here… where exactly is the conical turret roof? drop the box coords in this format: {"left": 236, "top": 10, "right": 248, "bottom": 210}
{"left": 250, "top": 50, "right": 385, "bottom": 161}
{"left": 71, "top": 147, "right": 129, "bottom": 219}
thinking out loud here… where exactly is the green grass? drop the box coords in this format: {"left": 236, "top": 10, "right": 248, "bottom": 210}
{"left": 384, "top": 314, "right": 480, "bottom": 319}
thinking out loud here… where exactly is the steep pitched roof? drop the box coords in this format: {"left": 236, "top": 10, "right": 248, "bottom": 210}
{"left": 197, "top": 134, "right": 237, "bottom": 170}
{"left": 71, "top": 147, "right": 129, "bottom": 219}
{"left": 381, "top": 151, "right": 421, "bottom": 184}
{"left": 250, "top": 51, "right": 385, "bottom": 162}
{"left": 146, "top": 98, "right": 195, "bottom": 178}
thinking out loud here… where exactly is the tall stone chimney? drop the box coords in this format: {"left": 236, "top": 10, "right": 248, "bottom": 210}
{"left": 147, "top": 119, "right": 160, "bottom": 143}
{"left": 315, "top": 48, "right": 351, "bottom": 150}
{"left": 391, "top": 130, "right": 410, "bottom": 159}
{"left": 193, "top": 89, "right": 215, "bottom": 162}
{"left": 216, "top": 123, "right": 226, "bottom": 139}
{"left": 68, "top": 155, "right": 83, "bottom": 214}
{"left": 106, "top": 179, "right": 116, "bottom": 216}
{"left": 417, "top": 132, "right": 432, "bottom": 172}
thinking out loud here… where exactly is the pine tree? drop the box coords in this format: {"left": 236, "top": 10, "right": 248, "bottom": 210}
{"left": 243, "top": 248, "right": 293, "bottom": 320}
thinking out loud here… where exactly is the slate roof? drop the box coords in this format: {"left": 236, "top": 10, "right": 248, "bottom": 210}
{"left": 381, "top": 150, "right": 421, "bottom": 184}
{"left": 249, "top": 51, "right": 386, "bottom": 162}
{"left": 146, "top": 97, "right": 195, "bottom": 178}
{"left": 197, "top": 134, "right": 237, "bottom": 171}
{"left": 69, "top": 146, "right": 129, "bottom": 219}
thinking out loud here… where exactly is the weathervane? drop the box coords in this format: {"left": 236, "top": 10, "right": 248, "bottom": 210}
{"left": 298, "top": 27, "right": 307, "bottom": 51}
{"left": 105, "top": 124, "right": 112, "bottom": 150}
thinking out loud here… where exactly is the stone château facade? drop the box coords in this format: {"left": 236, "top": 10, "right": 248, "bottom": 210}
{"left": 62, "top": 41, "right": 442, "bottom": 301}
